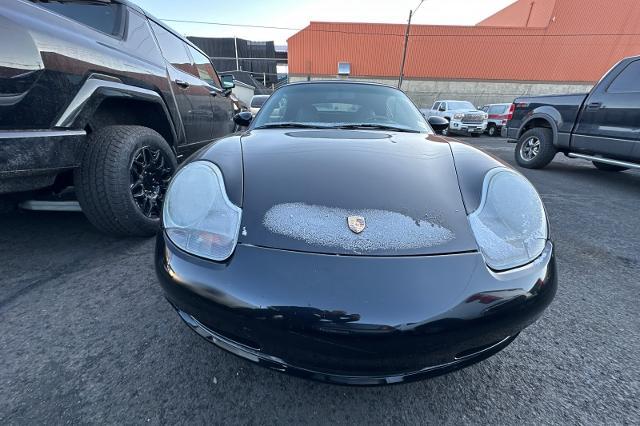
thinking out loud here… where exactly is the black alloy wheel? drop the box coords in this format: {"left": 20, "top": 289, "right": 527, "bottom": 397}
{"left": 75, "top": 125, "right": 177, "bottom": 236}
{"left": 130, "top": 146, "right": 174, "bottom": 219}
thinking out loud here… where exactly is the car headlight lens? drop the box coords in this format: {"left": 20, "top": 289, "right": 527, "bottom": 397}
{"left": 484, "top": 113, "right": 489, "bottom": 119}
{"left": 453, "top": 113, "right": 464, "bottom": 120}
{"left": 163, "top": 161, "right": 242, "bottom": 261}
{"left": 468, "top": 168, "right": 547, "bottom": 270}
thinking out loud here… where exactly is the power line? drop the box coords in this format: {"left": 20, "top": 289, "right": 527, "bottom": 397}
{"left": 213, "top": 56, "right": 287, "bottom": 61}
{"left": 161, "top": 19, "right": 299, "bottom": 31}
{"left": 161, "top": 18, "right": 640, "bottom": 39}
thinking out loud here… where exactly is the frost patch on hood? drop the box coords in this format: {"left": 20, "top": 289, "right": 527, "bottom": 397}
{"left": 263, "top": 202, "right": 455, "bottom": 254}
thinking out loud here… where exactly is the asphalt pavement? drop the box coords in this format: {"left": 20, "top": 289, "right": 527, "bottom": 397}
{"left": 1, "top": 136, "right": 639, "bottom": 424}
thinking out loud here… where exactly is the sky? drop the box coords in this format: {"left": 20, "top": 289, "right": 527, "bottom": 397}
{"left": 130, "top": 0, "right": 515, "bottom": 45}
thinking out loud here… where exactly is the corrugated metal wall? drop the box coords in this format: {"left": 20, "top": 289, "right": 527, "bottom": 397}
{"left": 188, "top": 37, "right": 278, "bottom": 85}
{"left": 288, "top": 0, "right": 640, "bottom": 83}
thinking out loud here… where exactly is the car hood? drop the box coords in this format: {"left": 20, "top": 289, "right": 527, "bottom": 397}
{"left": 238, "top": 129, "right": 478, "bottom": 256}
{"left": 450, "top": 109, "right": 484, "bottom": 114}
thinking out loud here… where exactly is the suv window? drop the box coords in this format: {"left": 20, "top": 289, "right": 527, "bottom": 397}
{"left": 251, "top": 96, "right": 269, "bottom": 108}
{"left": 34, "top": 1, "right": 125, "bottom": 36}
{"left": 607, "top": 60, "right": 640, "bottom": 93}
{"left": 432, "top": 102, "right": 441, "bottom": 110}
{"left": 150, "top": 22, "right": 194, "bottom": 74}
{"left": 489, "top": 105, "right": 507, "bottom": 114}
{"left": 187, "top": 46, "right": 221, "bottom": 88}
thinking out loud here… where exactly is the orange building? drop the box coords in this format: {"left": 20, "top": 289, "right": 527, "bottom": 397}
{"left": 287, "top": 0, "right": 640, "bottom": 107}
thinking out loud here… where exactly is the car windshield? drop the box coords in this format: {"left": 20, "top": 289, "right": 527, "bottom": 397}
{"left": 251, "top": 95, "right": 269, "bottom": 108}
{"left": 251, "top": 83, "right": 430, "bottom": 133}
{"left": 446, "top": 101, "right": 475, "bottom": 110}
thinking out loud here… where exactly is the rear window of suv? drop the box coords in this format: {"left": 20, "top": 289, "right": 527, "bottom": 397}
{"left": 33, "top": 1, "right": 125, "bottom": 37}
{"left": 251, "top": 96, "right": 269, "bottom": 108}
{"left": 488, "top": 105, "right": 508, "bottom": 114}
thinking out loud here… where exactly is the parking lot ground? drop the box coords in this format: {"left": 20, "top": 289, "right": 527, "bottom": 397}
{"left": 1, "top": 136, "right": 639, "bottom": 424}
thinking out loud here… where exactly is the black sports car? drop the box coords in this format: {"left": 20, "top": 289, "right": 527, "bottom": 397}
{"left": 155, "top": 81, "right": 557, "bottom": 385}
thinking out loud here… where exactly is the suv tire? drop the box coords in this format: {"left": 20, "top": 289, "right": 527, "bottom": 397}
{"left": 592, "top": 161, "right": 629, "bottom": 172}
{"left": 515, "top": 128, "right": 556, "bottom": 169}
{"left": 75, "top": 126, "right": 176, "bottom": 237}
{"left": 487, "top": 125, "right": 497, "bottom": 137}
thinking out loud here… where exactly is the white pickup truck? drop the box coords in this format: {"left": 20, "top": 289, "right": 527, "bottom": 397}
{"left": 421, "top": 100, "right": 488, "bottom": 137}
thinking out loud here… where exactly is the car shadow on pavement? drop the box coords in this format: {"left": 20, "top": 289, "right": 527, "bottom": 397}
{"left": 527, "top": 161, "right": 640, "bottom": 192}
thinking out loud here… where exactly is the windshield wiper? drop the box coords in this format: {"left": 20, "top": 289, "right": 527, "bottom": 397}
{"left": 332, "top": 124, "right": 421, "bottom": 133}
{"left": 253, "top": 122, "right": 333, "bottom": 130}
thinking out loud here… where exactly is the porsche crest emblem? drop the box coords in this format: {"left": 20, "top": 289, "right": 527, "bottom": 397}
{"left": 347, "top": 215, "right": 366, "bottom": 234}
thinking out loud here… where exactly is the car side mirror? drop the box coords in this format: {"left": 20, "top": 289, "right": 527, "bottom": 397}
{"left": 428, "top": 116, "right": 449, "bottom": 135}
{"left": 234, "top": 111, "right": 253, "bottom": 127}
{"left": 220, "top": 74, "right": 235, "bottom": 96}
{"left": 220, "top": 74, "right": 235, "bottom": 89}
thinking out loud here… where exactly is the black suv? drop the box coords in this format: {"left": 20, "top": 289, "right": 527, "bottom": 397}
{"left": 0, "top": 0, "right": 237, "bottom": 236}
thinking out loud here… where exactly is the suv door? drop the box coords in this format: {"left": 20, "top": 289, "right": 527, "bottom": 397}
{"left": 186, "top": 46, "right": 235, "bottom": 137}
{"left": 150, "top": 22, "right": 213, "bottom": 152}
{"left": 572, "top": 59, "right": 640, "bottom": 160}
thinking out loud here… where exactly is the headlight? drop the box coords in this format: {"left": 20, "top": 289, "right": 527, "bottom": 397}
{"left": 453, "top": 113, "right": 464, "bottom": 120}
{"left": 163, "top": 161, "right": 242, "bottom": 261}
{"left": 468, "top": 168, "right": 547, "bottom": 270}
{"left": 484, "top": 113, "right": 489, "bottom": 119}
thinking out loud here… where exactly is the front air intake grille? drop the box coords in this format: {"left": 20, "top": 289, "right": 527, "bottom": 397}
{"left": 462, "top": 113, "right": 484, "bottom": 124}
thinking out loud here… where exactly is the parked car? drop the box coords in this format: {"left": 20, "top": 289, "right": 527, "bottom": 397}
{"left": 481, "top": 103, "right": 511, "bottom": 136}
{"left": 505, "top": 55, "right": 640, "bottom": 171}
{"left": 423, "top": 100, "right": 488, "bottom": 137}
{"left": 155, "top": 81, "right": 557, "bottom": 385}
{"left": 249, "top": 94, "right": 270, "bottom": 115}
{"left": 0, "top": 0, "right": 236, "bottom": 236}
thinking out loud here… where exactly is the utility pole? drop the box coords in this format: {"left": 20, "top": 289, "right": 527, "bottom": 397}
{"left": 234, "top": 37, "right": 240, "bottom": 71}
{"left": 398, "top": 0, "right": 424, "bottom": 89}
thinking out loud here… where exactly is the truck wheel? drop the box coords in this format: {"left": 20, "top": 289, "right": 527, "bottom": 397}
{"left": 487, "top": 125, "right": 497, "bottom": 137}
{"left": 515, "top": 128, "right": 556, "bottom": 169}
{"left": 592, "top": 161, "right": 629, "bottom": 172}
{"left": 75, "top": 126, "right": 176, "bottom": 237}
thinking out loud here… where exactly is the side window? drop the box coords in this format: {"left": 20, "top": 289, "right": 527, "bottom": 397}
{"left": 150, "top": 22, "right": 194, "bottom": 74}
{"left": 34, "top": 1, "right": 125, "bottom": 36}
{"left": 607, "top": 61, "right": 640, "bottom": 93}
{"left": 432, "top": 102, "right": 440, "bottom": 110}
{"left": 488, "top": 105, "right": 500, "bottom": 114}
{"left": 439, "top": 103, "right": 447, "bottom": 111}
{"left": 187, "top": 46, "right": 221, "bottom": 88}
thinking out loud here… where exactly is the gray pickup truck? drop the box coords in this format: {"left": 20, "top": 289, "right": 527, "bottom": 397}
{"left": 422, "top": 100, "right": 488, "bottom": 137}
{"left": 504, "top": 55, "right": 640, "bottom": 172}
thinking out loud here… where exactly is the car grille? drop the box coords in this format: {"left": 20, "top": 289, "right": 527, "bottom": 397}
{"left": 462, "top": 113, "right": 484, "bottom": 124}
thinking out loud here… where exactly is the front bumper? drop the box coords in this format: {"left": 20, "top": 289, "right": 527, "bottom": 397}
{"left": 448, "top": 120, "right": 487, "bottom": 135}
{"left": 156, "top": 234, "right": 557, "bottom": 385}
